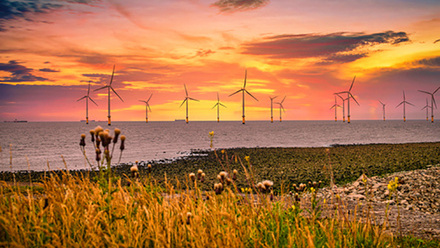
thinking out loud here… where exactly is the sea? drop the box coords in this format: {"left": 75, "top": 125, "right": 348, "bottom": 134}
{"left": 0, "top": 120, "right": 439, "bottom": 172}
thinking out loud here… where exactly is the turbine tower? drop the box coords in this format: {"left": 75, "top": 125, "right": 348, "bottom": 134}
{"left": 94, "top": 65, "right": 124, "bottom": 126}
{"left": 336, "top": 76, "right": 359, "bottom": 123}
{"left": 422, "top": 98, "right": 431, "bottom": 121}
{"left": 212, "top": 92, "right": 226, "bottom": 122}
{"left": 330, "top": 96, "right": 340, "bottom": 122}
{"left": 139, "top": 93, "right": 153, "bottom": 123}
{"left": 418, "top": 86, "right": 440, "bottom": 123}
{"left": 77, "top": 81, "right": 98, "bottom": 124}
{"left": 229, "top": 70, "right": 258, "bottom": 124}
{"left": 335, "top": 93, "right": 346, "bottom": 122}
{"left": 180, "top": 84, "right": 199, "bottom": 124}
{"left": 269, "top": 96, "right": 278, "bottom": 123}
{"left": 275, "top": 96, "right": 286, "bottom": 122}
{"left": 378, "top": 100, "right": 386, "bottom": 121}
{"left": 396, "top": 90, "right": 414, "bottom": 122}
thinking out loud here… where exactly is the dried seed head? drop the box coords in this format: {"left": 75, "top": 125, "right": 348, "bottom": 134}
{"left": 120, "top": 135, "right": 126, "bottom": 150}
{"left": 214, "top": 183, "right": 223, "bottom": 194}
{"left": 217, "top": 174, "right": 222, "bottom": 182}
{"left": 94, "top": 125, "right": 103, "bottom": 135}
{"left": 113, "top": 128, "right": 121, "bottom": 143}
{"left": 256, "top": 182, "right": 266, "bottom": 192}
{"left": 90, "top": 130, "right": 95, "bottom": 142}
{"left": 232, "top": 169, "right": 238, "bottom": 180}
{"left": 80, "top": 134, "right": 86, "bottom": 147}
{"left": 219, "top": 171, "right": 227, "bottom": 180}
{"left": 186, "top": 212, "right": 192, "bottom": 225}
{"left": 201, "top": 172, "right": 205, "bottom": 182}
{"left": 197, "top": 169, "right": 203, "bottom": 180}
{"left": 189, "top": 173, "right": 196, "bottom": 182}
{"left": 233, "top": 169, "right": 238, "bottom": 175}
{"left": 262, "top": 180, "right": 273, "bottom": 188}
{"left": 130, "top": 164, "right": 138, "bottom": 172}
{"left": 81, "top": 134, "right": 86, "bottom": 139}
{"left": 147, "top": 163, "right": 152, "bottom": 173}
{"left": 226, "top": 178, "right": 232, "bottom": 185}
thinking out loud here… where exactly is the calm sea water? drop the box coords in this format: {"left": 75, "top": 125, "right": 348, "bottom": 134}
{"left": 0, "top": 120, "right": 439, "bottom": 171}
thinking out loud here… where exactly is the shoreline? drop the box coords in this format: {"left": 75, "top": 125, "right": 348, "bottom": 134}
{"left": 2, "top": 142, "right": 440, "bottom": 190}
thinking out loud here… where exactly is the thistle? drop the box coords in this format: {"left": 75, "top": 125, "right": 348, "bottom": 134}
{"left": 197, "top": 169, "right": 203, "bottom": 180}
{"left": 113, "top": 128, "right": 121, "bottom": 143}
{"left": 214, "top": 183, "right": 223, "bottom": 195}
{"left": 200, "top": 172, "right": 205, "bottom": 182}
{"left": 130, "top": 162, "right": 139, "bottom": 178}
{"left": 232, "top": 169, "right": 238, "bottom": 180}
{"left": 80, "top": 134, "right": 86, "bottom": 147}
{"left": 147, "top": 163, "right": 152, "bottom": 174}
{"left": 118, "top": 135, "right": 126, "bottom": 164}
{"left": 189, "top": 173, "right": 196, "bottom": 182}
{"left": 89, "top": 130, "right": 95, "bottom": 143}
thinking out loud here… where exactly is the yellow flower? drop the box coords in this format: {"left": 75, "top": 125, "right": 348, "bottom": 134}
{"left": 310, "top": 187, "right": 315, "bottom": 193}
{"left": 209, "top": 131, "right": 214, "bottom": 136}
{"left": 221, "top": 149, "right": 225, "bottom": 154}
{"left": 245, "top": 156, "right": 250, "bottom": 162}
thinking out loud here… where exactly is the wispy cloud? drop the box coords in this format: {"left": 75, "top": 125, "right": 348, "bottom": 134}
{"left": 242, "top": 31, "right": 410, "bottom": 63}
{"left": 39, "top": 68, "right": 60, "bottom": 72}
{"left": 211, "top": 0, "right": 269, "bottom": 13}
{"left": 0, "top": 60, "right": 49, "bottom": 82}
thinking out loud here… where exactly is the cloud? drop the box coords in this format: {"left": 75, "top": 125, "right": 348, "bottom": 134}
{"left": 434, "top": 39, "right": 440, "bottom": 44}
{"left": 39, "top": 68, "right": 60, "bottom": 72}
{"left": 0, "top": 0, "right": 63, "bottom": 31}
{"left": 211, "top": 0, "right": 269, "bottom": 13}
{"left": 242, "top": 31, "right": 410, "bottom": 63}
{"left": 194, "top": 49, "right": 215, "bottom": 57}
{"left": 415, "top": 56, "right": 440, "bottom": 67}
{"left": 0, "top": 60, "right": 49, "bottom": 82}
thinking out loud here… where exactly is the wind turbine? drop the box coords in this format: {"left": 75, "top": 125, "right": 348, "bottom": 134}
{"left": 229, "top": 70, "right": 258, "bottom": 124}
{"left": 94, "top": 65, "right": 124, "bottom": 126}
{"left": 335, "top": 93, "right": 346, "bottom": 122}
{"left": 275, "top": 96, "right": 286, "bottom": 122}
{"left": 336, "top": 76, "right": 359, "bottom": 123}
{"left": 330, "top": 96, "right": 340, "bottom": 122}
{"left": 421, "top": 98, "right": 431, "bottom": 121}
{"left": 180, "top": 84, "right": 199, "bottom": 124}
{"left": 77, "top": 81, "right": 98, "bottom": 124}
{"left": 139, "top": 94, "right": 153, "bottom": 123}
{"left": 212, "top": 92, "right": 226, "bottom": 122}
{"left": 396, "top": 90, "right": 414, "bottom": 122}
{"left": 378, "top": 100, "right": 386, "bottom": 121}
{"left": 269, "top": 96, "right": 278, "bottom": 123}
{"left": 418, "top": 86, "right": 440, "bottom": 123}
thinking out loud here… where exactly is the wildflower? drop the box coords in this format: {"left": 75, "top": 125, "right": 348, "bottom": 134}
{"left": 113, "top": 128, "right": 121, "bottom": 143}
{"left": 197, "top": 169, "right": 203, "bottom": 180}
{"left": 200, "top": 172, "right": 205, "bottom": 182}
{"left": 221, "top": 149, "right": 225, "bottom": 154}
{"left": 310, "top": 187, "right": 315, "bottom": 193}
{"left": 245, "top": 156, "right": 250, "bottom": 162}
{"left": 147, "top": 163, "right": 152, "bottom": 173}
{"left": 131, "top": 162, "right": 139, "bottom": 178}
{"left": 214, "top": 183, "right": 223, "bottom": 195}
{"left": 120, "top": 135, "right": 126, "bottom": 151}
{"left": 189, "top": 173, "right": 196, "bottom": 182}
{"left": 80, "top": 134, "right": 86, "bottom": 147}
{"left": 209, "top": 131, "right": 214, "bottom": 137}
{"left": 387, "top": 177, "right": 399, "bottom": 192}
{"left": 262, "top": 180, "right": 273, "bottom": 189}
{"left": 219, "top": 171, "right": 228, "bottom": 181}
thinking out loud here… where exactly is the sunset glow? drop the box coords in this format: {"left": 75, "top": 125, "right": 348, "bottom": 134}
{"left": 1, "top": 0, "right": 440, "bottom": 122}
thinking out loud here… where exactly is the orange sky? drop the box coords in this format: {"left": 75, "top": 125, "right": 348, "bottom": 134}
{"left": 1, "top": 0, "right": 440, "bottom": 122}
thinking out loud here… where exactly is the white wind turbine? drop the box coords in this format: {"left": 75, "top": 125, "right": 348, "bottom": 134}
{"left": 269, "top": 96, "right": 278, "bottom": 123}
{"left": 396, "top": 90, "right": 414, "bottom": 122}
{"left": 139, "top": 93, "right": 153, "bottom": 123}
{"left": 335, "top": 93, "right": 346, "bottom": 122}
{"left": 180, "top": 84, "right": 199, "bottom": 124}
{"left": 378, "top": 100, "right": 386, "bottom": 121}
{"left": 418, "top": 86, "right": 440, "bottom": 123}
{"left": 229, "top": 70, "right": 258, "bottom": 124}
{"left": 212, "top": 92, "right": 226, "bottom": 122}
{"left": 330, "top": 96, "right": 340, "bottom": 122}
{"left": 94, "top": 65, "right": 124, "bottom": 126}
{"left": 275, "top": 96, "right": 286, "bottom": 122}
{"left": 336, "top": 76, "right": 359, "bottom": 123}
{"left": 77, "top": 81, "right": 98, "bottom": 124}
{"left": 421, "top": 98, "right": 431, "bottom": 121}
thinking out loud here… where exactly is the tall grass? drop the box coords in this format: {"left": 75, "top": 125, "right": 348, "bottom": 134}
{"left": 0, "top": 172, "right": 397, "bottom": 247}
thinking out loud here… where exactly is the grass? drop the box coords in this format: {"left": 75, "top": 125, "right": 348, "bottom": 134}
{"left": 1, "top": 129, "right": 440, "bottom": 247}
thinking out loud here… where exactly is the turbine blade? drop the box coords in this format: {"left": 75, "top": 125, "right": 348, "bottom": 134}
{"left": 433, "top": 97, "right": 437, "bottom": 109}
{"left": 407, "top": 101, "right": 415, "bottom": 107}
{"left": 220, "top": 103, "right": 227, "bottom": 108}
{"left": 335, "top": 93, "right": 344, "bottom": 100}
{"left": 109, "top": 65, "right": 115, "bottom": 86}
{"left": 180, "top": 99, "right": 187, "bottom": 108}
{"left": 212, "top": 103, "right": 219, "bottom": 109}
{"left": 281, "top": 104, "right": 285, "bottom": 112}
{"left": 111, "top": 87, "right": 124, "bottom": 102}
{"left": 434, "top": 86, "right": 440, "bottom": 94}
{"left": 94, "top": 85, "right": 108, "bottom": 91}
{"left": 245, "top": 90, "right": 258, "bottom": 101}
{"left": 89, "top": 97, "right": 98, "bottom": 106}
{"left": 87, "top": 83, "right": 91, "bottom": 96}
{"left": 378, "top": 100, "right": 384, "bottom": 106}
{"left": 349, "top": 75, "right": 356, "bottom": 91}
{"left": 147, "top": 94, "right": 153, "bottom": 103}
{"left": 243, "top": 69, "right": 247, "bottom": 88}
{"left": 184, "top": 84, "right": 188, "bottom": 96}
{"left": 336, "top": 91, "right": 349, "bottom": 94}
{"left": 147, "top": 104, "right": 152, "bottom": 112}
{"left": 281, "top": 95, "right": 286, "bottom": 103}
{"left": 77, "top": 96, "right": 87, "bottom": 101}
{"left": 229, "top": 89, "right": 242, "bottom": 97}
{"left": 418, "top": 90, "right": 431, "bottom": 95}
{"left": 349, "top": 93, "right": 360, "bottom": 106}
{"left": 403, "top": 90, "right": 405, "bottom": 100}
{"left": 188, "top": 97, "right": 199, "bottom": 101}
{"left": 139, "top": 100, "right": 147, "bottom": 103}
{"left": 396, "top": 102, "right": 403, "bottom": 108}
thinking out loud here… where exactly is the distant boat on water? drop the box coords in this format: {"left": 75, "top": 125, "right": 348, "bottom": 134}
{"left": 4, "top": 119, "right": 27, "bottom": 123}
{"left": 80, "top": 120, "right": 95, "bottom": 122}
{"left": 175, "top": 119, "right": 185, "bottom": 122}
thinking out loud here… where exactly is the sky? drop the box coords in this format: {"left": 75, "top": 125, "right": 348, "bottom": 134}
{"left": 0, "top": 0, "right": 440, "bottom": 122}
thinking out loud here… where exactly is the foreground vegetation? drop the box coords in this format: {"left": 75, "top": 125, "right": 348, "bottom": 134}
{"left": 0, "top": 172, "right": 434, "bottom": 247}
{"left": 1, "top": 128, "right": 439, "bottom": 247}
